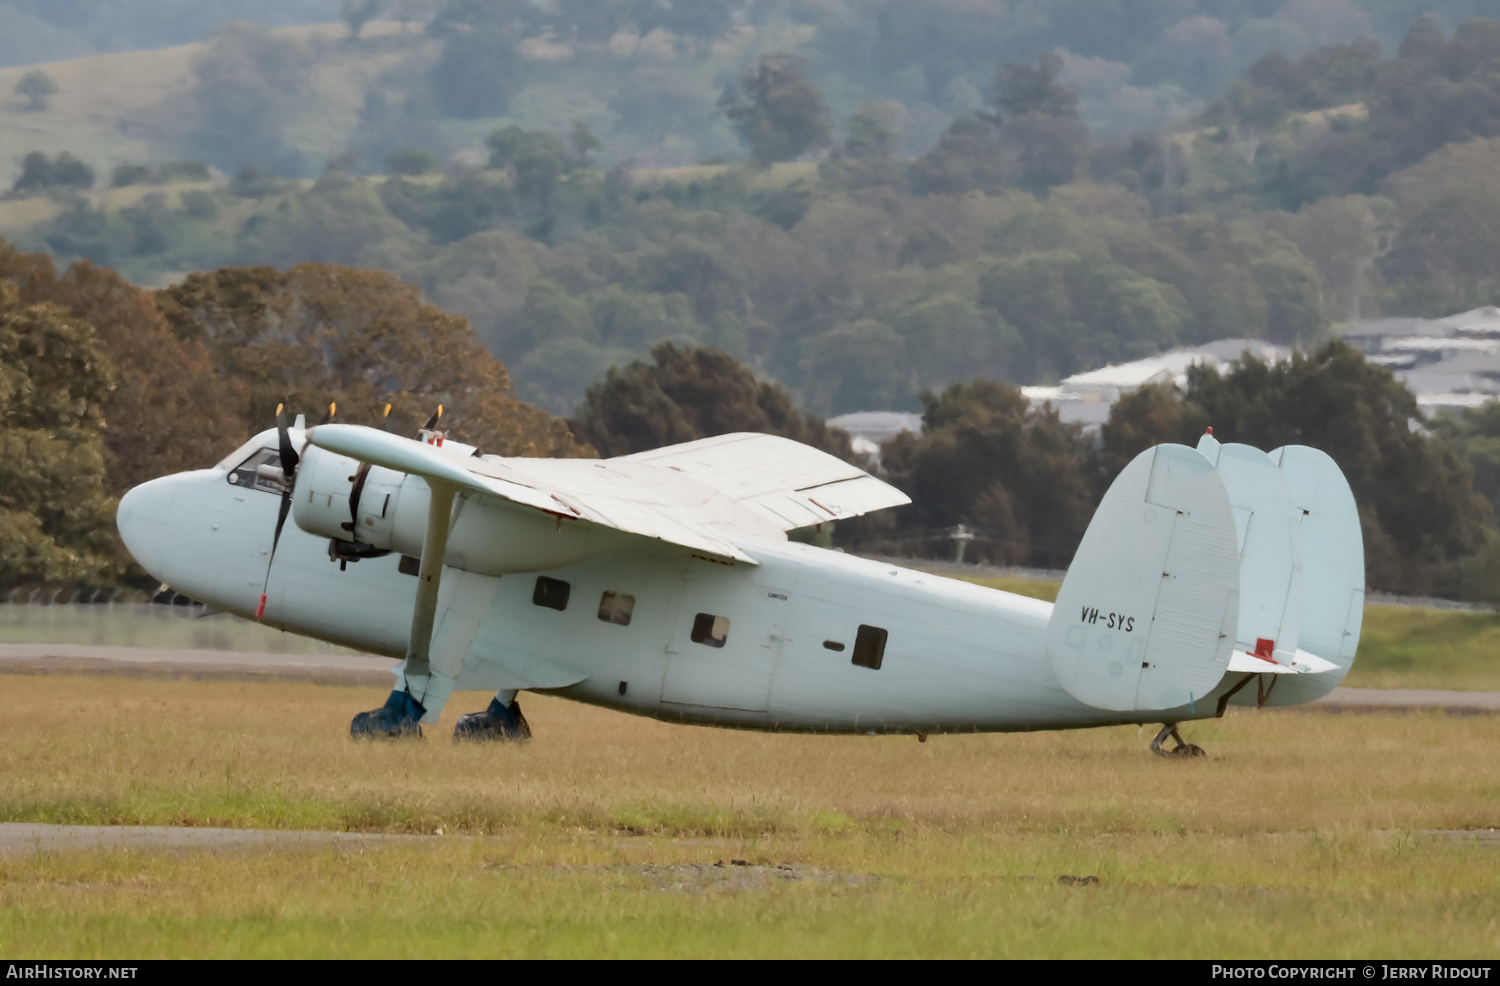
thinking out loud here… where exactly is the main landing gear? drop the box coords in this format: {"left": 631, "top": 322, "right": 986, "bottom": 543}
{"left": 351, "top": 688, "right": 426, "bottom": 739}
{"left": 453, "top": 691, "right": 532, "bottom": 742}
{"left": 1150, "top": 723, "right": 1206, "bottom": 758}
{"left": 350, "top": 689, "right": 532, "bottom": 742}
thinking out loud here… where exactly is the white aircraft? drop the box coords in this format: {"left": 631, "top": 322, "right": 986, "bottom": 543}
{"left": 115, "top": 408, "right": 1363, "bottom": 754}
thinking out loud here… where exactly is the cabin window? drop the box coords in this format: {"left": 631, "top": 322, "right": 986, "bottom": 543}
{"left": 690, "top": 612, "right": 730, "bottom": 648}
{"left": 226, "top": 448, "right": 285, "bottom": 495}
{"left": 533, "top": 576, "right": 571, "bottom": 611}
{"left": 823, "top": 640, "right": 845, "bottom": 652}
{"left": 851, "top": 625, "right": 887, "bottom": 670}
{"left": 598, "top": 591, "right": 635, "bottom": 626}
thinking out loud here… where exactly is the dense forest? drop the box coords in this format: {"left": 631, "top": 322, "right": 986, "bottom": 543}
{"left": 4, "top": 238, "right": 1499, "bottom": 601}
{"left": 9, "top": 9, "right": 1500, "bottom": 417}
{"left": 7, "top": 3, "right": 1500, "bottom": 601}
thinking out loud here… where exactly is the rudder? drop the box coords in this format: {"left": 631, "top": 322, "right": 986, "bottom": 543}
{"left": 1047, "top": 444, "right": 1240, "bottom": 712}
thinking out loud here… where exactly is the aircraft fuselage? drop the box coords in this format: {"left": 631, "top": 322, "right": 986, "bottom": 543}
{"left": 117, "top": 442, "right": 1220, "bottom": 735}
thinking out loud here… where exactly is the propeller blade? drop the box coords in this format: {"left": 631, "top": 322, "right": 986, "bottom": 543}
{"left": 422, "top": 405, "right": 443, "bottom": 432}
{"left": 320, "top": 401, "right": 337, "bottom": 425}
{"left": 257, "top": 490, "right": 293, "bottom": 621}
{"left": 383, "top": 403, "right": 393, "bottom": 432}
{"left": 275, "top": 403, "right": 300, "bottom": 477}
{"left": 260, "top": 404, "right": 302, "bottom": 621}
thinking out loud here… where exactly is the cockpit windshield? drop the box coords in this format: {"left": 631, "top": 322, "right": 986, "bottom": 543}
{"left": 227, "top": 448, "right": 286, "bottom": 495}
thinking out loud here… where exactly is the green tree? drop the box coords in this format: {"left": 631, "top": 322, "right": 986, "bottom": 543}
{"left": 720, "top": 54, "right": 833, "bottom": 165}
{"left": 384, "top": 146, "right": 441, "bottom": 175}
{"left": 1273, "top": 195, "right": 1390, "bottom": 323}
{"left": 844, "top": 102, "right": 899, "bottom": 160}
{"left": 981, "top": 52, "right": 1089, "bottom": 190}
{"left": 569, "top": 342, "right": 856, "bottom": 460}
{"left": 0, "top": 283, "right": 121, "bottom": 589}
{"left": 1379, "top": 137, "right": 1500, "bottom": 314}
{"left": 569, "top": 121, "right": 602, "bottom": 164}
{"left": 1369, "top": 18, "right": 1500, "bottom": 173}
{"left": 1100, "top": 343, "right": 1497, "bottom": 598}
{"left": 487, "top": 125, "right": 570, "bottom": 219}
{"left": 987, "top": 53, "right": 1079, "bottom": 121}
{"left": 111, "top": 164, "right": 152, "bottom": 188}
{"left": 430, "top": 12, "right": 524, "bottom": 119}
{"left": 342, "top": 0, "right": 388, "bottom": 39}
{"left": 188, "top": 22, "right": 313, "bottom": 175}
{"left": 824, "top": 101, "right": 904, "bottom": 190}
{"left": 589, "top": 285, "right": 697, "bottom": 351}
{"left": 908, "top": 116, "right": 1011, "bottom": 195}
{"left": 11, "top": 152, "right": 94, "bottom": 195}
{"left": 796, "top": 319, "right": 912, "bottom": 416}
{"left": 1, "top": 240, "right": 249, "bottom": 497}
{"left": 498, "top": 279, "right": 600, "bottom": 362}
{"left": 879, "top": 380, "right": 1094, "bottom": 568}
{"left": 379, "top": 168, "right": 514, "bottom": 244}
{"left": 156, "top": 263, "right": 587, "bottom": 458}
{"left": 632, "top": 238, "right": 743, "bottom": 324}
{"left": 978, "top": 250, "right": 1187, "bottom": 380}
{"left": 15, "top": 70, "right": 57, "bottom": 112}
{"left": 1432, "top": 402, "right": 1500, "bottom": 523}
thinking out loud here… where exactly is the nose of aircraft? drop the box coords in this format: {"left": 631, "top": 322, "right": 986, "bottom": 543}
{"left": 116, "top": 476, "right": 177, "bottom": 577}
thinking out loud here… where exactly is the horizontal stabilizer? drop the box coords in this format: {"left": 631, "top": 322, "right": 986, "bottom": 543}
{"left": 1226, "top": 648, "right": 1339, "bottom": 676}
{"left": 1047, "top": 444, "right": 1240, "bottom": 712}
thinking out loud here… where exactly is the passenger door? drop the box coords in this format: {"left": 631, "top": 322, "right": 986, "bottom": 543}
{"left": 660, "top": 570, "right": 788, "bottom": 712}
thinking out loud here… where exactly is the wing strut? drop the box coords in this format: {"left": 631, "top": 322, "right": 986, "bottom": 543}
{"left": 405, "top": 481, "right": 456, "bottom": 689}
{"left": 350, "top": 480, "right": 457, "bottom": 738}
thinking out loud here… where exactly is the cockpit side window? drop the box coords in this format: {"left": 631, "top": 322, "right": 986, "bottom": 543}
{"left": 227, "top": 448, "right": 287, "bottom": 494}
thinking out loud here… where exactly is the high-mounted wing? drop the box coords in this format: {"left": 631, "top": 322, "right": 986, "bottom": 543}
{"left": 305, "top": 427, "right": 909, "bottom": 565}
{"left": 614, "top": 432, "right": 911, "bottom": 530}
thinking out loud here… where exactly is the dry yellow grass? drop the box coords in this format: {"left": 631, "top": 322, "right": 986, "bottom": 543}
{"left": 5, "top": 675, "right": 1496, "bottom": 837}
{"left": 0, "top": 672, "right": 1495, "bottom": 956}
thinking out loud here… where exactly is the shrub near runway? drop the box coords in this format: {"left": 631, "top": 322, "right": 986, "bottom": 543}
{"left": 0, "top": 674, "right": 1496, "bottom": 957}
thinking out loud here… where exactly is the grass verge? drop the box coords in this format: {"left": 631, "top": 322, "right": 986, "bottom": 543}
{"left": 0, "top": 674, "right": 1495, "bottom": 957}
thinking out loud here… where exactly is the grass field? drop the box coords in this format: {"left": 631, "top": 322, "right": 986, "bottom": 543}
{"left": 0, "top": 673, "right": 1496, "bottom": 958}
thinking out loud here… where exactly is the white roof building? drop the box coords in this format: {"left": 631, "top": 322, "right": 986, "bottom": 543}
{"left": 1022, "top": 340, "right": 1291, "bottom": 429}
{"left": 827, "top": 411, "right": 924, "bottom": 461}
{"left": 1340, "top": 307, "right": 1500, "bottom": 412}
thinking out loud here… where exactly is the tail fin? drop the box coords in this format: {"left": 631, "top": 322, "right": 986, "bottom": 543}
{"left": 1190, "top": 439, "right": 1363, "bottom": 708}
{"left": 1196, "top": 434, "right": 1304, "bottom": 668}
{"left": 1234, "top": 445, "right": 1363, "bottom": 706}
{"left": 1047, "top": 444, "right": 1240, "bottom": 712}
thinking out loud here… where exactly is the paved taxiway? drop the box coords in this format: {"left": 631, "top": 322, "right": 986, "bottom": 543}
{"left": 0, "top": 822, "right": 424, "bottom": 852}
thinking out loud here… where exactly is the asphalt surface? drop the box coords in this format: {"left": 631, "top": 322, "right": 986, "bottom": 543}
{"left": 1, "top": 644, "right": 1496, "bottom": 713}
{"left": 0, "top": 643, "right": 398, "bottom": 685}
{"left": 0, "top": 822, "right": 423, "bottom": 853}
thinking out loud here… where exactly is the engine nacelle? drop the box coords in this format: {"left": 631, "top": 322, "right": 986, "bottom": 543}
{"left": 291, "top": 445, "right": 631, "bottom": 575}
